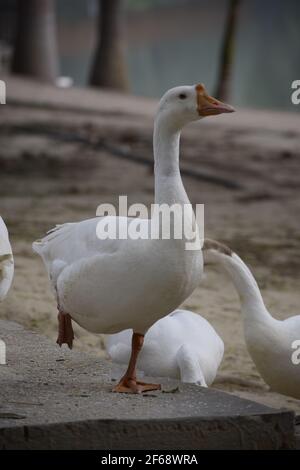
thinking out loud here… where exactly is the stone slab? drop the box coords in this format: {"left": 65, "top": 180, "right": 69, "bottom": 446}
{"left": 0, "top": 320, "right": 295, "bottom": 450}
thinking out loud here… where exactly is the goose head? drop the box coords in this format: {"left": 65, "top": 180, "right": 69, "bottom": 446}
{"left": 157, "top": 83, "right": 235, "bottom": 129}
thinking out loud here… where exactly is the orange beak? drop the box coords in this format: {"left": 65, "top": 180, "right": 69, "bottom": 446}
{"left": 196, "top": 83, "right": 235, "bottom": 117}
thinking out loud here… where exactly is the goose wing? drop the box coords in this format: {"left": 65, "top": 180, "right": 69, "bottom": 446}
{"left": 32, "top": 216, "right": 150, "bottom": 287}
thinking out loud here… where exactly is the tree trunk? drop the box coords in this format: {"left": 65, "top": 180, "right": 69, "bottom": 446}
{"left": 215, "top": 0, "right": 241, "bottom": 101}
{"left": 12, "top": 0, "right": 58, "bottom": 83}
{"left": 90, "top": 0, "right": 129, "bottom": 91}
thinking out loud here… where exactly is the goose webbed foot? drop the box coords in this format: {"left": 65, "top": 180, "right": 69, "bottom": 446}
{"left": 56, "top": 310, "right": 74, "bottom": 349}
{"left": 112, "top": 331, "right": 161, "bottom": 394}
{"left": 113, "top": 378, "right": 161, "bottom": 394}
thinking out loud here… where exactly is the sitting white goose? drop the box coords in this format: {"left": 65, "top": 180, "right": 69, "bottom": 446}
{"left": 0, "top": 217, "right": 14, "bottom": 301}
{"left": 33, "top": 84, "right": 234, "bottom": 394}
{"left": 204, "top": 239, "right": 300, "bottom": 399}
{"left": 107, "top": 309, "right": 224, "bottom": 386}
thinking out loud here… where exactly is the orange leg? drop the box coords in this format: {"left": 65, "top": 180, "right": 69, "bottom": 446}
{"left": 113, "top": 332, "right": 161, "bottom": 394}
{"left": 57, "top": 311, "right": 74, "bottom": 349}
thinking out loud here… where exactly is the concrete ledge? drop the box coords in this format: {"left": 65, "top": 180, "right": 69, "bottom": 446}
{"left": 0, "top": 320, "right": 295, "bottom": 450}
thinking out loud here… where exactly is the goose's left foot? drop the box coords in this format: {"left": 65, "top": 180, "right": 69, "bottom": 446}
{"left": 57, "top": 311, "right": 74, "bottom": 349}
{"left": 112, "top": 331, "right": 161, "bottom": 394}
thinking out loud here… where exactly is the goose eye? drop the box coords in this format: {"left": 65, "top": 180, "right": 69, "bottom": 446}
{"left": 179, "top": 93, "right": 187, "bottom": 100}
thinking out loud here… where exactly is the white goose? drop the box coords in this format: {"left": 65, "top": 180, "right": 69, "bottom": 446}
{"left": 33, "top": 84, "right": 234, "bottom": 393}
{"left": 107, "top": 309, "right": 224, "bottom": 386}
{"left": 0, "top": 217, "right": 14, "bottom": 301}
{"left": 204, "top": 240, "right": 300, "bottom": 399}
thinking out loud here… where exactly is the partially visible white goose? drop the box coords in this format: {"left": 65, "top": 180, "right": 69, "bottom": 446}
{"left": 203, "top": 239, "right": 300, "bottom": 399}
{"left": 33, "top": 84, "right": 234, "bottom": 394}
{"left": 0, "top": 217, "right": 14, "bottom": 301}
{"left": 107, "top": 309, "right": 224, "bottom": 386}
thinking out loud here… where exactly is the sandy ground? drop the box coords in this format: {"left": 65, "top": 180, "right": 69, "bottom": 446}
{"left": 1, "top": 77, "right": 300, "bottom": 413}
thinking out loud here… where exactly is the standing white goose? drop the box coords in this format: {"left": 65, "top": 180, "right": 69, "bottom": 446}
{"left": 0, "top": 217, "right": 14, "bottom": 301}
{"left": 33, "top": 84, "right": 234, "bottom": 394}
{"left": 107, "top": 309, "right": 224, "bottom": 386}
{"left": 203, "top": 240, "right": 300, "bottom": 399}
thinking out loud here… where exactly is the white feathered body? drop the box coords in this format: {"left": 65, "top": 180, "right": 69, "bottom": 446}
{"left": 32, "top": 85, "right": 222, "bottom": 344}
{"left": 0, "top": 217, "right": 14, "bottom": 301}
{"left": 244, "top": 313, "right": 300, "bottom": 398}
{"left": 107, "top": 309, "right": 224, "bottom": 386}
{"left": 33, "top": 217, "right": 203, "bottom": 334}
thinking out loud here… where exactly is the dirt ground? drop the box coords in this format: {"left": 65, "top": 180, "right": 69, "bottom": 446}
{"left": 1, "top": 77, "right": 300, "bottom": 413}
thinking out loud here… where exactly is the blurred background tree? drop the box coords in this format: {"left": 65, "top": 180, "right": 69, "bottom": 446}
{"left": 89, "top": 0, "right": 129, "bottom": 91}
{"left": 215, "top": 0, "right": 241, "bottom": 101}
{"left": 12, "top": 0, "right": 59, "bottom": 83}
{"left": 0, "top": 0, "right": 299, "bottom": 110}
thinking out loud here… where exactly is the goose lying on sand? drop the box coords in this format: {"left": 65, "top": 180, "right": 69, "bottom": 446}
{"left": 107, "top": 308, "right": 224, "bottom": 386}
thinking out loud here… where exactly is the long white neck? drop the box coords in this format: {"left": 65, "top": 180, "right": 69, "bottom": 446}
{"left": 153, "top": 114, "right": 190, "bottom": 206}
{"left": 208, "top": 251, "right": 273, "bottom": 324}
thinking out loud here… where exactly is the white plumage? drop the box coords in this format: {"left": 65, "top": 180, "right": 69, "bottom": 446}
{"left": 0, "top": 217, "right": 14, "bottom": 301}
{"left": 206, "top": 247, "right": 300, "bottom": 399}
{"left": 33, "top": 84, "right": 234, "bottom": 393}
{"left": 33, "top": 216, "right": 203, "bottom": 335}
